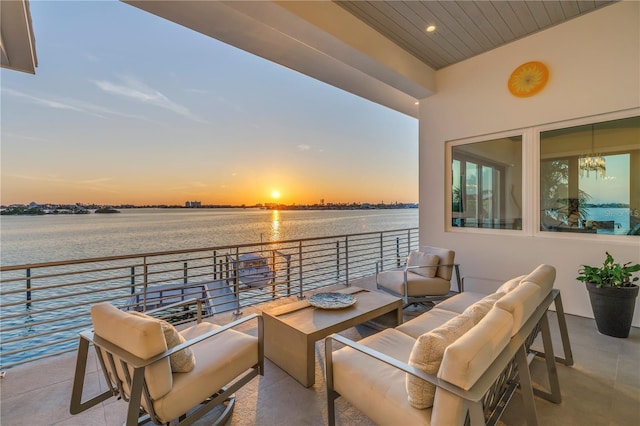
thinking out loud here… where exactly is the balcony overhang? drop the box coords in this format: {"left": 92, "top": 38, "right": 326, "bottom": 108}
{"left": 0, "top": 0, "right": 38, "bottom": 74}
{"left": 123, "top": 1, "right": 435, "bottom": 118}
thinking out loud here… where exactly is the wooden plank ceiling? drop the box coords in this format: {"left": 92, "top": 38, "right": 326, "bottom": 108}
{"left": 336, "top": 1, "right": 616, "bottom": 70}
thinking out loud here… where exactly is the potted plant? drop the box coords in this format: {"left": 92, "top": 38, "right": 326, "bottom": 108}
{"left": 577, "top": 251, "right": 640, "bottom": 337}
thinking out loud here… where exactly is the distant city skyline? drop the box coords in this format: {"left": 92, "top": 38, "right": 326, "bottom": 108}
{"left": 1, "top": 1, "right": 418, "bottom": 207}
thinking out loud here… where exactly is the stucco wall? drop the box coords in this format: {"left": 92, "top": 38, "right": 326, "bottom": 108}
{"left": 419, "top": 1, "right": 640, "bottom": 325}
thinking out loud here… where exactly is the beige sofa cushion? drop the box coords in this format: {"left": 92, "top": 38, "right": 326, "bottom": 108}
{"left": 396, "top": 308, "right": 458, "bottom": 339}
{"left": 462, "top": 292, "right": 503, "bottom": 324}
{"left": 90, "top": 303, "right": 172, "bottom": 400}
{"left": 522, "top": 264, "right": 556, "bottom": 297}
{"left": 406, "top": 314, "right": 475, "bottom": 409}
{"left": 407, "top": 251, "right": 440, "bottom": 278}
{"left": 129, "top": 311, "right": 196, "bottom": 373}
{"left": 333, "top": 329, "right": 432, "bottom": 425}
{"left": 432, "top": 307, "right": 514, "bottom": 426}
{"left": 434, "top": 291, "right": 487, "bottom": 314}
{"left": 496, "top": 274, "right": 527, "bottom": 294}
{"left": 495, "top": 281, "right": 542, "bottom": 336}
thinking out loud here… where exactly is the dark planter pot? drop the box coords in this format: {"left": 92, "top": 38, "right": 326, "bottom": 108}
{"left": 586, "top": 282, "right": 639, "bottom": 338}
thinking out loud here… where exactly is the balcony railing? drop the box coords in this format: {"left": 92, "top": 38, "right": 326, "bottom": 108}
{"left": 0, "top": 227, "right": 418, "bottom": 369}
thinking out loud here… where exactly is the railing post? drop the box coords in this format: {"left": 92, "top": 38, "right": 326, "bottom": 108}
{"left": 233, "top": 249, "right": 242, "bottom": 316}
{"left": 396, "top": 237, "right": 401, "bottom": 268}
{"left": 143, "top": 258, "right": 148, "bottom": 311}
{"left": 286, "top": 253, "right": 292, "bottom": 296}
{"left": 183, "top": 262, "right": 188, "bottom": 284}
{"left": 26, "top": 268, "right": 31, "bottom": 308}
{"left": 408, "top": 229, "right": 412, "bottom": 254}
{"left": 344, "top": 236, "right": 349, "bottom": 286}
{"left": 298, "top": 241, "right": 304, "bottom": 299}
{"left": 379, "top": 233, "right": 383, "bottom": 264}
{"left": 271, "top": 250, "right": 276, "bottom": 299}
{"left": 213, "top": 250, "right": 217, "bottom": 280}
{"left": 336, "top": 241, "right": 340, "bottom": 277}
{"left": 130, "top": 266, "right": 135, "bottom": 295}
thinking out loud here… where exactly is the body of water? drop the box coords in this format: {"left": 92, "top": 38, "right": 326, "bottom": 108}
{"left": 584, "top": 207, "right": 632, "bottom": 235}
{"left": 0, "top": 208, "right": 418, "bottom": 367}
{"left": 1, "top": 207, "right": 418, "bottom": 266}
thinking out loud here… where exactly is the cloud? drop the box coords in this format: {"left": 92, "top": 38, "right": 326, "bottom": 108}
{"left": 2, "top": 87, "right": 151, "bottom": 121}
{"left": 5, "top": 173, "right": 117, "bottom": 192}
{"left": 3, "top": 88, "right": 87, "bottom": 114}
{"left": 297, "top": 144, "right": 311, "bottom": 151}
{"left": 93, "top": 76, "right": 205, "bottom": 123}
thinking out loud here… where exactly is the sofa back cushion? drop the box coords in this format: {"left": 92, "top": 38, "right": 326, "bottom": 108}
{"left": 91, "top": 303, "right": 172, "bottom": 400}
{"left": 462, "top": 292, "right": 503, "bottom": 324}
{"left": 521, "top": 264, "right": 556, "bottom": 297}
{"left": 432, "top": 307, "right": 513, "bottom": 425}
{"left": 419, "top": 246, "right": 455, "bottom": 280}
{"left": 406, "top": 313, "right": 474, "bottom": 409}
{"left": 496, "top": 274, "right": 527, "bottom": 294}
{"left": 406, "top": 251, "right": 440, "bottom": 278}
{"left": 494, "top": 281, "right": 542, "bottom": 336}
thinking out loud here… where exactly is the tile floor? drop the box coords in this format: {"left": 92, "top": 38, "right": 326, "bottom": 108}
{"left": 1, "top": 278, "right": 639, "bottom": 426}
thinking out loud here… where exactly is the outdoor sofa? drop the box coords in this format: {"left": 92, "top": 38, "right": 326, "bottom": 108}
{"left": 326, "top": 264, "right": 573, "bottom": 425}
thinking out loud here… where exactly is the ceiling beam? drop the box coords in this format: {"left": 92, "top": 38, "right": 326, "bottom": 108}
{"left": 0, "top": 0, "right": 38, "bottom": 74}
{"left": 123, "top": 1, "right": 436, "bottom": 117}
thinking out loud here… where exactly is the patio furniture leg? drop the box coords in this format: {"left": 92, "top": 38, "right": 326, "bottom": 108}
{"left": 325, "top": 337, "right": 338, "bottom": 426}
{"left": 533, "top": 313, "right": 562, "bottom": 403}
{"left": 553, "top": 292, "right": 574, "bottom": 366}
{"left": 468, "top": 401, "right": 486, "bottom": 426}
{"left": 69, "top": 336, "right": 113, "bottom": 415}
{"left": 515, "top": 345, "right": 538, "bottom": 426}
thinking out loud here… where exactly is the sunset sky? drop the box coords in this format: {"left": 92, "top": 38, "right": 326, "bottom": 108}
{"left": 1, "top": 1, "right": 418, "bottom": 207}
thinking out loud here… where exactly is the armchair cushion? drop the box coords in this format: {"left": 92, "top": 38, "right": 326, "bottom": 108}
{"left": 407, "top": 251, "right": 439, "bottom": 278}
{"left": 90, "top": 303, "right": 172, "bottom": 400}
{"left": 153, "top": 322, "right": 260, "bottom": 423}
{"left": 419, "top": 246, "right": 455, "bottom": 281}
{"left": 129, "top": 311, "right": 196, "bottom": 373}
{"left": 377, "top": 271, "right": 451, "bottom": 296}
{"left": 406, "top": 313, "right": 474, "bottom": 409}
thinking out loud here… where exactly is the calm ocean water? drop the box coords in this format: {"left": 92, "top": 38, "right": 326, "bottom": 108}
{"left": 0, "top": 208, "right": 419, "bottom": 266}
{"left": 0, "top": 208, "right": 418, "bottom": 366}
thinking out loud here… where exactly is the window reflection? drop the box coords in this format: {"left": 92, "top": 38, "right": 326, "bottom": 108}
{"left": 450, "top": 136, "right": 523, "bottom": 230}
{"left": 540, "top": 116, "right": 639, "bottom": 236}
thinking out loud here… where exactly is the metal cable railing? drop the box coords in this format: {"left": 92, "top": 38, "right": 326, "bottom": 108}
{"left": 0, "top": 227, "right": 418, "bottom": 369}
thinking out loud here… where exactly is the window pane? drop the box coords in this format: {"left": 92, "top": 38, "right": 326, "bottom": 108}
{"left": 451, "top": 136, "right": 522, "bottom": 230}
{"left": 540, "top": 116, "right": 640, "bottom": 236}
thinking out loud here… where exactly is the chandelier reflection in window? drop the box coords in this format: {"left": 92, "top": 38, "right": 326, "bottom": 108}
{"left": 579, "top": 124, "right": 606, "bottom": 179}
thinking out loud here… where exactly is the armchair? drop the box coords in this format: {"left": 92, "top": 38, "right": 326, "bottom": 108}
{"left": 376, "top": 246, "right": 461, "bottom": 307}
{"left": 70, "top": 300, "right": 263, "bottom": 426}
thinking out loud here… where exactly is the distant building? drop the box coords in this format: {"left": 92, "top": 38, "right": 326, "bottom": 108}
{"left": 185, "top": 201, "right": 201, "bottom": 208}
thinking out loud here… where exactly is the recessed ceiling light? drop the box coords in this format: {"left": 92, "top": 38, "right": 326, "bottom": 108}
{"left": 414, "top": 101, "right": 419, "bottom": 105}
{"left": 426, "top": 25, "right": 436, "bottom": 33}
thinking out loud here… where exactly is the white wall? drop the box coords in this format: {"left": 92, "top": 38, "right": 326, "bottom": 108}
{"left": 419, "top": 2, "right": 640, "bottom": 325}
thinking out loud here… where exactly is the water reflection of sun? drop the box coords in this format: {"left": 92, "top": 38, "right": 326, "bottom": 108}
{"left": 271, "top": 210, "right": 280, "bottom": 241}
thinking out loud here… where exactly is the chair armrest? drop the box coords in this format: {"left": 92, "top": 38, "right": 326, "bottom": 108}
{"left": 375, "top": 256, "right": 407, "bottom": 273}
{"left": 326, "top": 333, "right": 479, "bottom": 402}
{"left": 82, "top": 313, "right": 263, "bottom": 369}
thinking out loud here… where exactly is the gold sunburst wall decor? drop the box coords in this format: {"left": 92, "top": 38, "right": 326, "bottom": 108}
{"left": 508, "top": 61, "right": 549, "bottom": 97}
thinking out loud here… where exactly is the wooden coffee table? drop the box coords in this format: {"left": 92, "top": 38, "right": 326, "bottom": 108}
{"left": 262, "top": 286, "right": 402, "bottom": 387}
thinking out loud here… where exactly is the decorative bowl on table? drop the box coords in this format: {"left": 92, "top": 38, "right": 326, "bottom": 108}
{"left": 308, "top": 292, "right": 356, "bottom": 309}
